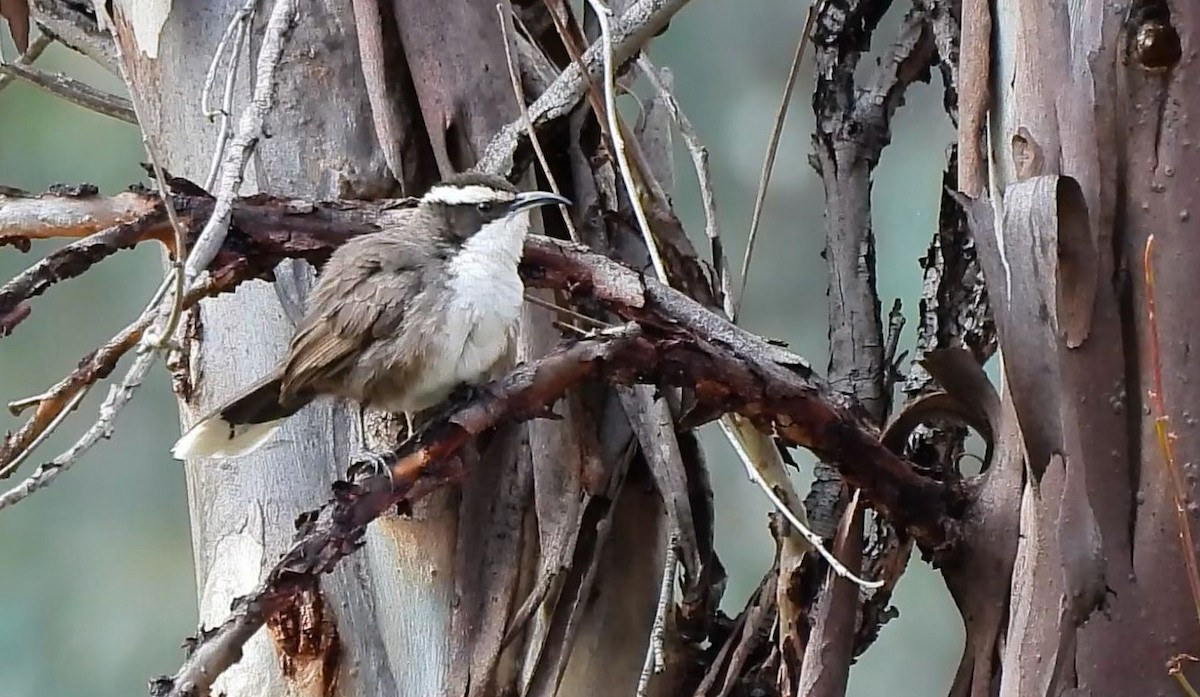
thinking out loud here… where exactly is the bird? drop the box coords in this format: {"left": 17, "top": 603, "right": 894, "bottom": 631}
{"left": 171, "top": 171, "right": 570, "bottom": 461}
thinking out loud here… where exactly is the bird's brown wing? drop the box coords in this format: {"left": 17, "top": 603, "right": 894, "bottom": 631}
{"left": 279, "top": 234, "right": 428, "bottom": 401}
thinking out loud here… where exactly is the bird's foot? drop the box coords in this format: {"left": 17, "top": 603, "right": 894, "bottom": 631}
{"left": 347, "top": 449, "right": 395, "bottom": 488}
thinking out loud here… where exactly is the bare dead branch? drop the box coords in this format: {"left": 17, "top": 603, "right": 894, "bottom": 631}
{"left": 0, "top": 31, "right": 50, "bottom": 92}
{"left": 0, "top": 187, "right": 960, "bottom": 549}
{"left": 0, "top": 346, "right": 155, "bottom": 510}
{"left": 636, "top": 534, "right": 678, "bottom": 696}
{"left": 0, "top": 59, "right": 135, "bottom": 122}
{"left": 585, "top": 0, "right": 670, "bottom": 283}
{"left": 0, "top": 187, "right": 160, "bottom": 244}
{"left": 478, "top": 0, "right": 693, "bottom": 175}
{"left": 143, "top": 279, "right": 958, "bottom": 694}
{"left": 200, "top": 0, "right": 255, "bottom": 191}
{"left": 29, "top": 0, "right": 119, "bottom": 74}
{"left": 0, "top": 208, "right": 170, "bottom": 335}
{"left": 0, "top": 379, "right": 88, "bottom": 479}
{"left": 0, "top": 269, "right": 204, "bottom": 485}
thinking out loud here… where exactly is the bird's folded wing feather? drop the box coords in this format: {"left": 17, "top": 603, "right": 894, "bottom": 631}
{"left": 279, "top": 236, "right": 426, "bottom": 399}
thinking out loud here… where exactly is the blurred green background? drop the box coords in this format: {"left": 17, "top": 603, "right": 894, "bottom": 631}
{"left": 0, "top": 2, "right": 959, "bottom": 695}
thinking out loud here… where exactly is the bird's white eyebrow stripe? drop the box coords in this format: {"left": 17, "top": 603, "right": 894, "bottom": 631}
{"left": 423, "top": 184, "right": 515, "bottom": 206}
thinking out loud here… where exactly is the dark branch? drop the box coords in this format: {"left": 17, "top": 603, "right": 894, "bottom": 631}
{"left": 0, "top": 211, "right": 169, "bottom": 335}
{"left": 803, "top": 1, "right": 941, "bottom": 690}
{"left": 0, "top": 60, "right": 137, "bottom": 123}
{"left": 0, "top": 189, "right": 962, "bottom": 546}
{"left": 148, "top": 292, "right": 963, "bottom": 695}
{"left": 149, "top": 324, "right": 644, "bottom": 697}
{"left": 1, "top": 188, "right": 961, "bottom": 694}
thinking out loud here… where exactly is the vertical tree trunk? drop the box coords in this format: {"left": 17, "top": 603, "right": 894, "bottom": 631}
{"left": 105, "top": 1, "right": 678, "bottom": 695}
{"left": 964, "top": 0, "right": 1200, "bottom": 693}
{"left": 109, "top": 2, "right": 415, "bottom": 694}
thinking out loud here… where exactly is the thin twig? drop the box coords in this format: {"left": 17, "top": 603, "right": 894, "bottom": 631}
{"left": 0, "top": 348, "right": 157, "bottom": 511}
{"left": 1144, "top": 234, "right": 1200, "bottom": 628}
{"left": 0, "top": 33, "right": 52, "bottom": 93}
{"left": 523, "top": 291, "right": 611, "bottom": 330}
{"left": 0, "top": 61, "right": 136, "bottom": 123}
{"left": 140, "top": 161, "right": 188, "bottom": 348}
{"left": 184, "top": 0, "right": 297, "bottom": 286}
{"left": 636, "top": 56, "right": 733, "bottom": 318}
{"left": 540, "top": 0, "right": 612, "bottom": 137}
{"left": 496, "top": 3, "right": 578, "bottom": 241}
{"left": 478, "top": 0, "right": 692, "bottom": 176}
{"left": 9, "top": 392, "right": 48, "bottom": 414}
{"left": 0, "top": 386, "right": 90, "bottom": 480}
{"left": 0, "top": 276, "right": 170, "bottom": 481}
{"left": 1169, "top": 655, "right": 1200, "bottom": 697}
{"left": 636, "top": 534, "right": 679, "bottom": 696}
{"left": 584, "top": 0, "right": 669, "bottom": 284}
{"left": 733, "top": 4, "right": 817, "bottom": 321}
{"left": 202, "top": 0, "right": 256, "bottom": 192}
{"left": 625, "top": 58, "right": 798, "bottom": 599}
{"left": 1173, "top": 673, "right": 1200, "bottom": 697}
{"left": 88, "top": 6, "right": 194, "bottom": 352}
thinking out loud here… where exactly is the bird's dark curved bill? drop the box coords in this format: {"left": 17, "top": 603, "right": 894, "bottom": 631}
{"left": 512, "top": 191, "right": 571, "bottom": 212}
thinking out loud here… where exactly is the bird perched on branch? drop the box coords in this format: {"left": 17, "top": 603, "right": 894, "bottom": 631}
{"left": 171, "top": 172, "right": 569, "bottom": 461}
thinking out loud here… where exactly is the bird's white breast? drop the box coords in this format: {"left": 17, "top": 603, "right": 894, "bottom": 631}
{"left": 406, "top": 214, "right": 527, "bottom": 410}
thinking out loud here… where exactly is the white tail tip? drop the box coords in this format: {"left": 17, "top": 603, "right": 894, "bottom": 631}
{"left": 171, "top": 416, "right": 283, "bottom": 461}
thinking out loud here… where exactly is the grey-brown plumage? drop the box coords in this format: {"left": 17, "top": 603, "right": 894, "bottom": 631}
{"left": 172, "top": 172, "right": 569, "bottom": 460}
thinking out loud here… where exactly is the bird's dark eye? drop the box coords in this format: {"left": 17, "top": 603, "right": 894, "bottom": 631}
{"left": 477, "top": 201, "right": 496, "bottom": 213}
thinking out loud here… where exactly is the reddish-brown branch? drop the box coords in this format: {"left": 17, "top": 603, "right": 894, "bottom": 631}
{"left": 0, "top": 211, "right": 171, "bottom": 334}
{"left": 0, "top": 188, "right": 163, "bottom": 247}
{"left": 148, "top": 324, "right": 645, "bottom": 697}
{"left": 0, "top": 190, "right": 411, "bottom": 337}
{"left": 1, "top": 187, "right": 965, "bottom": 694}
{"left": 0, "top": 190, "right": 961, "bottom": 549}
{"left": 145, "top": 307, "right": 960, "bottom": 696}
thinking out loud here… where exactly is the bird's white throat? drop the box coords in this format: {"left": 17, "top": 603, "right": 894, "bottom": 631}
{"left": 404, "top": 212, "right": 529, "bottom": 411}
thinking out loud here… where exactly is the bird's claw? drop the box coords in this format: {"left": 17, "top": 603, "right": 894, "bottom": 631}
{"left": 348, "top": 449, "right": 395, "bottom": 488}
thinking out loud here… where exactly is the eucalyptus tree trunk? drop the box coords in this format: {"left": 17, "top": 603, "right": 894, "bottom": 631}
{"left": 103, "top": 1, "right": 672, "bottom": 695}
{"left": 951, "top": 0, "right": 1200, "bottom": 693}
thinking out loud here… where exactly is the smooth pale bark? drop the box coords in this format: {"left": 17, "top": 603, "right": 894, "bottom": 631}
{"left": 110, "top": 2, "right": 426, "bottom": 694}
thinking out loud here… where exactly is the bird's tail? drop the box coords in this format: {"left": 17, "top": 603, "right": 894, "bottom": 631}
{"left": 171, "top": 371, "right": 309, "bottom": 461}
